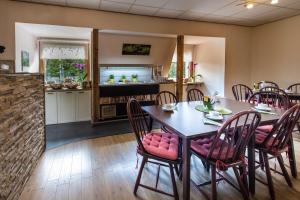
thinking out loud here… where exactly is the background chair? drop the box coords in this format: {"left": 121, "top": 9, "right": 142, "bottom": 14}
{"left": 255, "top": 104, "right": 300, "bottom": 200}
{"left": 190, "top": 111, "right": 261, "bottom": 200}
{"left": 127, "top": 98, "right": 181, "bottom": 200}
{"left": 156, "top": 91, "right": 178, "bottom": 105}
{"left": 232, "top": 84, "right": 253, "bottom": 102}
{"left": 287, "top": 83, "right": 300, "bottom": 133}
{"left": 187, "top": 88, "right": 204, "bottom": 102}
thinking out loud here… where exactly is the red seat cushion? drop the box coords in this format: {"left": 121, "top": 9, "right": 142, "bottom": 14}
{"left": 256, "top": 125, "right": 273, "bottom": 133}
{"left": 142, "top": 132, "right": 179, "bottom": 160}
{"left": 191, "top": 136, "right": 235, "bottom": 162}
{"left": 255, "top": 131, "right": 282, "bottom": 150}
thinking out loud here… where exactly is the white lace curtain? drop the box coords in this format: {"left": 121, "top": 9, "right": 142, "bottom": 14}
{"left": 40, "top": 42, "right": 88, "bottom": 59}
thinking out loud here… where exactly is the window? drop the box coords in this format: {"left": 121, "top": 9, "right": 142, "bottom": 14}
{"left": 45, "top": 59, "right": 86, "bottom": 83}
{"left": 40, "top": 41, "right": 88, "bottom": 83}
{"left": 168, "top": 62, "right": 189, "bottom": 79}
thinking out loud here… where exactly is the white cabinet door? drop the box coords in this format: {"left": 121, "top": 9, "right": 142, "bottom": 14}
{"left": 76, "top": 91, "right": 91, "bottom": 121}
{"left": 58, "top": 91, "right": 76, "bottom": 123}
{"left": 45, "top": 92, "right": 58, "bottom": 125}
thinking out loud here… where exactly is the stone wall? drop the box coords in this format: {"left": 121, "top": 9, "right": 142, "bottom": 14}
{"left": 0, "top": 74, "right": 45, "bottom": 200}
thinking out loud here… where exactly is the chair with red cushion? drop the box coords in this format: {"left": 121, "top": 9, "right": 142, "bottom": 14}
{"left": 187, "top": 88, "right": 204, "bottom": 102}
{"left": 191, "top": 111, "right": 261, "bottom": 200}
{"left": 248, "top": 91, "right": 290, "bottom": 133}
{"left": 255, "top": 104, "right": 300, "bottom": 200}
{"left": 127, "top": 98, "right": 181, "bottom": 200}
{"left": 232, "top": 84, "right": 253, "bottom": 102}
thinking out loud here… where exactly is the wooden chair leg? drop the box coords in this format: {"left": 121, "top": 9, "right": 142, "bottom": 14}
{"left": 211, "top": 165, "right": 217, "bottom": 200}
{"left": 263, "top": 152, "right": 275, "bottom": 200}
{"left": 277, "top": 155, "right": 293, "bottom": 187}
{"left": 259, "top": 150, "right": 265, "bottom": 170}
{"left": 134, "top": 157, "right": 147, "bottom": 195}
{"left": 233, "top": 167, "right": 249, "bottom": 200}
{"left": 169, "top": 163, "right": 179, "bottom": 200}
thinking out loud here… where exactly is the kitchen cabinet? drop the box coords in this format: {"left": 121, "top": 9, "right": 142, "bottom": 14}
{"left": 58, "top": 91, "right": 76, "bottom": 123}
{"left": 45, "top": 90, "right": 91, "bottom": 125}
{"left": 45, "top": 92, "right": 58, "bottom": 125}
{"left": 76, "top": 91, "right": 91, "bottom": 121}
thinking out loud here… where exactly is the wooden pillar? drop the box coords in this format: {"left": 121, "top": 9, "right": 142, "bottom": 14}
{"left": 176, "top": 35, "right": 184, "bottom": 102}
{"left": 91, "top": 29, "right": 99, "bottom": 123}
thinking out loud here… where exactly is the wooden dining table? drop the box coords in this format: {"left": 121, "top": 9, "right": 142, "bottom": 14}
{"left": 142, "top": 98, "right": 291, "bottom": 200}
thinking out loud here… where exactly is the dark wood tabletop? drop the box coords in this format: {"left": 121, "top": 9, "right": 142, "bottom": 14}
{"left": 142, "top": 98, "right": 285, "bottom": 139}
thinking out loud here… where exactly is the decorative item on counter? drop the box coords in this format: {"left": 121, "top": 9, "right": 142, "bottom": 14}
{"left": 64, "top": 82, "right": 78, "bottom": 89}
{"left": 131, "top": 74, "right": 138, "bottom": 83}
{"left": 120, "top": 75, "right": 127, "bottom": 83}
{"left": 253, "top": 83, "right": 259, "bottom": 91}
{"left": 108, "top": 74, "right": 115, "bottom": 84}
{"left": 82, "top": 80, "right": 91, "bottom": 89}
{"left": 50, "top": 83, "right": 63, "bottom": 90}
{"left": 203, "top": 96, "right": 214, "bottom": 110}
{"left": 188, "top": 76, "right": 194, "bottom": 83}
{"left": 74, "top": 63, "right": 87, "bottom": 85}
{"left": 195, "top": 74, "right": 203, "bottom": 82}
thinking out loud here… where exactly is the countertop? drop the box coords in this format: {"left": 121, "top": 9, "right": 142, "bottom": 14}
{"left": 45, "top": 87, "right": 91, "bottom": 92}
{"left": 99, "top": 81, "right": 203, "bottom": 86}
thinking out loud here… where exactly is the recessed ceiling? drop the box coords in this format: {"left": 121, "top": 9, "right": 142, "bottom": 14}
{"left": 13, "top": 0, "right": 300, "bottom": 26}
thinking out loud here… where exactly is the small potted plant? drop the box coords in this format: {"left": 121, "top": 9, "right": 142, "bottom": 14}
{"left": 131, "top": 74, "right": 138, "bottom": 83}
{"left": 108, "top": 74, "right": 115, "bottom": 83}
{"left": 120, "top": 75, "right": 127, "bottom": 83}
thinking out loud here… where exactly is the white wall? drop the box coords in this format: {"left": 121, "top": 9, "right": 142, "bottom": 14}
{"left": 251, "top": 15, "right": 300, "bottom": 89}
{"left": 15, "top": 24, "right": 39, "bottom": 73}
{"left": 99, "top": 33, "right": 176, "bottom": 74}
{"left": 194, "top": 38, "right": 226, "bottom": 96}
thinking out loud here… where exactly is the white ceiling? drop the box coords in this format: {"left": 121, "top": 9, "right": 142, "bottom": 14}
{"left": 16, "top": 23, "right": 92, "bottom": 39}
{"left": 15, "top": 0, "right": 300, "bottom": 26}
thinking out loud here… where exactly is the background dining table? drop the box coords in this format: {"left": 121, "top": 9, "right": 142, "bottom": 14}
{"left": 142, "top": 98, "right": 296, "bottom": 200}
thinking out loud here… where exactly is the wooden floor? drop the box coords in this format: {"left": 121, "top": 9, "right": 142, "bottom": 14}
{"left": 20, "top": 133, "right": 300, "bottom": 200}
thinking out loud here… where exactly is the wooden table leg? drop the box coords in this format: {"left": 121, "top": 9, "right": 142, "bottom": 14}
{"left": 288, "top": 136, "right": 297, "bottom": 178}
{"left": 248, "top": 134, "right": 255, "bottom": 195}
{"left": 182, "top": 138, "right": 191, "bottom": 200}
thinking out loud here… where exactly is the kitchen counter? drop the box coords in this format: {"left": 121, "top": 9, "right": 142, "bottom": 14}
{"left": 45, "top": 87, "right": 91, "bottom": 92}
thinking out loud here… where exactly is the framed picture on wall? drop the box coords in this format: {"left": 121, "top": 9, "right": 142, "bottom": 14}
{"left": 21, "top": 50, "right": 29, "bottom": 71}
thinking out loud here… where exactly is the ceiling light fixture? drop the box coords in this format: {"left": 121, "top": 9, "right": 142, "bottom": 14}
{"left": 271, "top": 0, "right": 279, "bottom": 4}
{"left": 246, "top": 3, "right": 254, "bottom": 9}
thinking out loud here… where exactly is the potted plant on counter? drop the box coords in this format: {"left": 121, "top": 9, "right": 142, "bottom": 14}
{"left": 131, "top": 74, "right": 138, "bottom": 83}
{"left": 108, "top": 74, "right": 115, "bottom": 84}
{"left": 120, "top": 75, "right": 127, "bottom": 83}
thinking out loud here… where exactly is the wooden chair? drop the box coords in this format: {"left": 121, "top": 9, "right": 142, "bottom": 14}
{"left": 232, "top": 84, "right": 253, "bottom": 102}
{"left": 155, "top": 91, "right": 178, "bottom": 134}
{"left": 187, "top": 88, "right": 204, "bottom": 102}
{"left": 248, "top": 91, "right": 289, "bottom": 133}
{"left": 255, "top": 104, "right": 300, "bottom": 200}
{"left": 156, "top": 91, "right": 178, "bottom": 105}
{"left": 259, "top": 86, "right": 289, "bottom": 99}
{"left": 287, "top": 83, "right": 300, "bottom": 133}
{"left": 257, "top": 81, "right": 279, "bottom": 89}
{"left": 127, "top": 98, "right": 181, "bottom": 200}
{"left": 191, "top": 111, "right": 261, "bottom": 200}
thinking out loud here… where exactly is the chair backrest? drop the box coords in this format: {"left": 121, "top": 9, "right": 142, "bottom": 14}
{"left": 261, "top": 104, "right": 300, "bottom": 151}
{"left": 248, "top": 91, "right": 290, "bottom": 110}
{"left": 232, "top": 84, "right": 253, "bottom": 102}
{"left": 207, "top": 111, "right": 261, "bottom": 164}
{"left": 257, "top": 81, "right": 279, "bottom": 89}
{"left": 127, "top": 98, "right": 149, "bottom": 151}
{"left": 187, "top": 88, "right": 204, "bottom": 102}
{"left": 259, "top": 86, "right": 290, "bottom": 102}
{"left": 288, "top": 83, "right": 300, "bottom": 93}
{"left": 156, "top": 91, "right": 178, "bottom": 105}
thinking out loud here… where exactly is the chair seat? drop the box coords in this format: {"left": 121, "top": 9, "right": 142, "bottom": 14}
{"left": 255, "top": 131, "right": 287, "bottom": 154}
{"left": 257, "top": 125, "right": 273, "bottom": 133}
{"left": 191, "top": 136, "right": 235, "bottom": 162}
{"left": 142, "top": 132, "right": 179, "bottom": 160}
